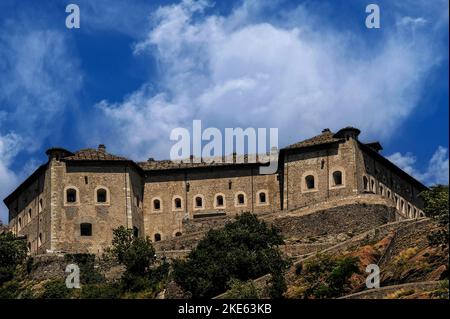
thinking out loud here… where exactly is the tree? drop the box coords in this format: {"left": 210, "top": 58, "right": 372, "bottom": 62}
{"left": 0, "top": 232, "right": 27, "bottom": 285}
{"left": 173, "top": 212, "right": 289, "bottom": 298}
{"left": 109, "top": 226, "right": 166, "bottom": 292}
{"left": 421, "top": 185, "right": 449, "bottom": 249}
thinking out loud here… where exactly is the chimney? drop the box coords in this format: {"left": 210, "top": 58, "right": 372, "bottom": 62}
{"left": 98, "top": 144, "right": 106, "bottom": 152}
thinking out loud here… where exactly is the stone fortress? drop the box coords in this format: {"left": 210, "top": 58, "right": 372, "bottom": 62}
{"left": 4, "top": 127, "right": 427, "bottom": 255}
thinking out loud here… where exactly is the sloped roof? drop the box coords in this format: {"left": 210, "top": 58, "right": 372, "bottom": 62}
{"left": 137, "top": 154, "right": 261, "bottom": 171}
{"left": 64, "top": 148, "right": 129, "bottom": 161}
{"left": 283, "top": 129, "right": 344, "bottom": 150}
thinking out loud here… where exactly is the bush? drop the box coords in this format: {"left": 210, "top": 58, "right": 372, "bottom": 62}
{"left": 0, "top": 232, "right": 27, "bottom": 285}
{"left": 421, "top": 185, "right": 449, "bottom": 249}
{"left": 64, "top": 253, "right": 104, "bottom": 285}
{"left": 41, "top": 280, "right": 71, "bottom": 299}
{"left": 226, "top": 278, "right": 259, "bottom": 299}
{"left": 109, "top": 226, "right": 168, "bottom": 294}
{"left": 173, "top": 212, "right": 289, "bottom": 298}
{"left": 80, "top": 282, "right": 121, "bottom": 299}
{"left": 298, "top": 254, "right": 360, "bottom": 299}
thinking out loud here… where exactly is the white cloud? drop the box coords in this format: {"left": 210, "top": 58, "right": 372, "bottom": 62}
{"left": 387, "top": 146, "right": 449, "bottom": 186}
{"left": 0, "top": 26, "right": 82, "bottom": 223}
{"left": 97, "top": 0, "right": 445, "bottom": 160}
{"left": 0, "top": 133, "right": 23, "bottom": 223}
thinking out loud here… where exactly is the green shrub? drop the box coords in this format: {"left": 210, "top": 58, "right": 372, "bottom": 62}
{"left": 65, "top": 253, "right": 104, "bottom": 284}
{"left": 173, "top": 212, "right": 289, "bottom": 298}
{"left": 41, "top": 280, "right": 71, "bottom": 299}
{"left": 226, "top": 278, "right": 259, "bottom": 299}
{"left": 0, "top": 232, "right": 27, "bottom": 285}
{"left": 299, "top": 254, "right": 360, "bottom": 299}
{"left": 80, "top": 282, "right": 121, "bottom": 299}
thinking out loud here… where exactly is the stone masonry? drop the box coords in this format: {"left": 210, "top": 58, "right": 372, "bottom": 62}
{"left": 4, "top": 127, "right": 428, "bottom": 255}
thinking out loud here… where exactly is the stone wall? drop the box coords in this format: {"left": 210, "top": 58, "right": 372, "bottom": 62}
{"left": 272, "top": 203, "right": 398, "bottom": 238}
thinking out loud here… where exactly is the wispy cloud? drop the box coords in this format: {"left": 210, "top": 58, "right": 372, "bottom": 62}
{"left": 96, "top": 0, "right": 446, "bottom": 160}
{"left": 0, "top": 24, "right": 82, "bottom": 222}
{"left": 387, "top": 146, "right": 449, "bottom": 186}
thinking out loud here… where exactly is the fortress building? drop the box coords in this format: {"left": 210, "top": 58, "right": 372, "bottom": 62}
{"left": 4, "top": 127, "right": 427, "bottom": 255}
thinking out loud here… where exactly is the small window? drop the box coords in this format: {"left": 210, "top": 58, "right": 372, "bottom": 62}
{"left": 259, "top": 192, "right": 267, "bottom": 203}
{"left": 387, "top": 190, "right": 391, "bottom": 198}
{"left": 174, "top": 198, "right": 182, "bottom": 209}
{"left": 154, "top": 233, "right": 161, "bottom": 242}
{"left": 84, "top": 176, "right": 89, "bottom": 184}
{"left": 305, "top": 175, "right": 315, "bottom": 189}
{"left": 371, "top": 180, "right": 375, "bottom": 192}
{"left": 332, "top": 171, "right": 342, "bottom": 186}
{"left": 237, "top": 193, "right": 245, "bottom": 205}
{"left": 133, "top": 226, "right": 139, "bottom": 238}
{"left": 175, "top": 232, "right": 182, "bottom": 237}
{"left": 153, "top": 199, "right": 161, "bottom": 210}
{"left": 216, "top": 195, "right": 224, "bottom": 207}
{"left": 66, "top": 188, "right": 77, "bottom": 203}
{"left": 96, "top": 188, "right": 107, "bottom": 203}
{"left": 18, "top": 217, "right": 22, "bottom": 231}
{"left": 363, "top": 176, "right": 369, "bottom": 190}
{"left": 80, "top": 223, "right": 92, "bottom": 236}
{"left": 38, "top": 233, "right": 42, "bottom": 247}
{"left": 28, "top": 209, "right": 32, "bottom": 221}
{"left": 379, "top": 185, "right": 384, "bottom": 195}
{"left": 195, "top": 196, "right": 203, "bottom": 208}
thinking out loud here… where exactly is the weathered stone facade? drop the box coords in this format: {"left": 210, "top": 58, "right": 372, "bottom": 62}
{"left": 4, "top": 127, "right": 428, "bottom": 255}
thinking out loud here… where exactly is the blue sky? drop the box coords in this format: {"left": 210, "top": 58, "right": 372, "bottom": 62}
{"left": 0, "top": 0, "right": 448, "bottom": 223}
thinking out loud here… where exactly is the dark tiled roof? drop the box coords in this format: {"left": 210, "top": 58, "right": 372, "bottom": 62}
{"left": 64, "top": 148, "right": 129, "bottom": 161}
{"left": 137, "top": 154, "right": 262, "bottom": 171}
{"left": 284, "top": 129, "right": 343, "bottom": 150}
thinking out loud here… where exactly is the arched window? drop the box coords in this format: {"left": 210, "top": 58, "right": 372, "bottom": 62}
{"left": 371, "top": 180, "right": 375, "bottom": 192}
{"left": 154, "top": 233, "right": 161, "bottom": 242}
{"left": 195, "top": 196, "right": 203, "bottom": 208}
{"left": 305, "top": 175, "right": 315, "bottom": 189}
{"left": 153, "top": 199, "right": 161, "bottom": 211}
{"left": 175, "top": 232, "right": 182, "bottom": 237}
{"left": 66, "top": 188, "right": 77, "bottom": 203}
{"left": 28, "top": 208, "right": 32, "bottom": 221}
{"left": 18, "top": 217, "right": 22, "bottom": 231}
{"left": 379, "top": 185, "right": 384, "bottom": 196}
{"left": 96, "top": 188, "right": 107, "bottom": 203}
{"left": 80, "top": 223, "right": 92, "bottom": 236}
{"left": 216, "top": 195, "right": 224, "bottom": 207}
{"left": 363, "top": 176, "right": 369, "bottom": 190}
{"left": 259, "top": 192, "right": 267, "bottom": 204}
{"left": 174, "top": 197, "right": 182, "bottom": 209}
{"left": 332, "top": 171, "right": 343, "bottom": 186}
{"left": 387, "top": 190, "right": 391, "bottom": 198}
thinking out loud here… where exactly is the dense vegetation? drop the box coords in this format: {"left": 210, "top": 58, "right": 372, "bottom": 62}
{"left": 421, "top": 185, "right": 449, "bottom": 249}
{"left": 173, "top": 212, "right": 290, "bottom": 298}
{"left": 287, "top": 254, "right": 360, "bottom": 299}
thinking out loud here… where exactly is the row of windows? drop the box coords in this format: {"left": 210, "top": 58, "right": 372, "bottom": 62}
{"left": 65, "top": 187, "right": 109, "bottom": 204}
{"left": 302, "top": 170, "right": 345, "bottom": 191}
{"left": 16, "top": 198, "right": 44, "bottom": 231}
{"left": 151, "top": 191, "right": 268, "bottom": 212}
{"left": 362, "top": 175, "right": 424, "bottom": 218}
